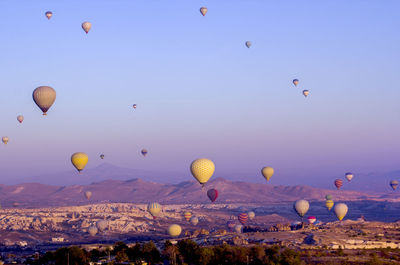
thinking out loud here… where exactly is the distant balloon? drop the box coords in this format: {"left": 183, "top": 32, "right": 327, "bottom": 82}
{"left": 334, "top": 179, "right": 343, "bottom": 190}
{"left": 390, "top": 180, "right": 399, "bottom": 190}
{"left": 82, "top": 22, "right": 92, "bottom": 34}
{"left": 307, "top": 216, "right": 316, "bottom": 224}
{"left": 238, "top": 213, "right": 248, "bottom": 225}
{"left": 183, "top": 211, "right": 192, "bottom": 222}
{"left": 96, "top": 220, "right": 108, "bottom": 232}
{"left": 303, "top": 90, "right": 310, "bottom": 97}
{"left": 293, "top": 199, "right": 309, "bottom": 218}
{"left": 345, "top": 172, "right": 353, "bottom": 182}
{"left": 147, "top": 202, "right": 161, "bottom": 219}
{"left": 141, "top": 149, "right": 148, "bottom": 157}
{"left": 261, "top": 167, "right": 274, "bottom": 182}
{"left": 133, "top": 104, "right": 137, "bottom": 109}
{"left": 334, "top": 203, "right": 348, "bottom": 221}
{"left": 247, "top": 211, "right": 255, "bottom": 220}
{"left": 17, "top": 115, "right": 24, "bottom": 124}
{"left": 168, "top": 224, "right": 182, "bottom": 237}
{"left": 100, "top": 154, "right": 105, "bottom": 159}
{"left": 325, "top": 199, "right": 334, "bottom": 211}
{"left": 293, "top": 79, "right": 299, "bottom": 86}
{"left": 88, "top": 226, "right": 98, "bottom": 236}
{"left": 245, "top": 41, "right": 252, "bottom": 48}
{"left": 84, "top": 191, "right": 92, "bottom": 200}
{"left": 45, "top": 11, "right": 53, "bottom": 20}
{"left": 200, "top": 7, "right": 208, "bottom": 16}
{"left": 2, "top": 137, "right": 9, "bottom": 145}
{"left": 227, "top": 220, "right": 236, "bottom": 231}
{"left": 207, "top": 189, "right": 218, "bottom": 202}
{"left": 190, "top": 216, "right": 199, "bottom": 226}
{"left": 234, "top": 224, "right": 243, "bottom": 233}
{"left": 190, "top": 158, "right": 215, "bottom": 187}
{"left": 325, "top": 194, "right": 332, "bottom": 200}
{"left": 71, "top": 152, "right": 89, "bottom": 173}
{"left": 32, "top": 86, "right": 56, "bottom": 115}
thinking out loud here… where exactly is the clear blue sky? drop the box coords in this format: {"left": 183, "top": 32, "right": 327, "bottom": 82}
{"left": 0, "top": 0, "right": 399, "bottom": 188}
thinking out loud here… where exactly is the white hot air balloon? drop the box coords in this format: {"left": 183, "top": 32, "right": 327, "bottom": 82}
{"left": 334, "top": 203, "right": 348, "bottom": 221}
{"left": 82, "top": 22, "right": 92, "bottom": 34}
{"left": 293, "top": 199, "right": 310, "bottom": 219}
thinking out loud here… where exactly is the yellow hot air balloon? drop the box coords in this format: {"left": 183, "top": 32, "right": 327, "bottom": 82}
{"left": 183, "top": 211, "right": 192, "bottom": 222}
{"left": 32, "top": 86, "right": 56, "bottom": 115}
{"left": 168, "top": 224, "right": 182, "bottom": 237}
{"left": 82, "top": 22, "right": 92, "bottom": 34}
{"left": 261, "top": 167, "right": 274, "bottom": 181}
{"left": 71, "top": 152, "right": 88, "bottom": 173}
{"left": 190, "top": 158, "right": 215, "bottom": 187}
{"left": 325, "top": 199, "right": 334, "bottom": 211}
{"left": 147, "top": 202, "right": 161, "bottom": 219}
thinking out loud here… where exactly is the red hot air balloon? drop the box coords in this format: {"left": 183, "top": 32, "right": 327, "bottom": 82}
{"left": 207, "top": 189, "right": 218, "bottom": 202}
{"left": 334, "top": 179, "right": 343, "bottom": 190}
{"left": 307, "top": 216, "right": 316, "bottom": 224}
{"left": 238, "top": 213, "right": 248, "bottom": 225}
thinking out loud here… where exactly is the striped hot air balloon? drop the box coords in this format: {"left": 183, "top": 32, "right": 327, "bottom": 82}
{"left": 390, "top": 180, "right": 399, "bottom": 190}
{"left": 147, "top": 202, "right": 161, "bottom": 219}
{"left": 183, "top": 211, "right": 192, "bottom": 222}
{"left": 238, "top": 213, "right": 248, "bottom": 225}
{"left": 334, "top": 179, "right": 343, "bottom": 190}
{"left": 325, "top": 199, "right": 334, "bottom": 211}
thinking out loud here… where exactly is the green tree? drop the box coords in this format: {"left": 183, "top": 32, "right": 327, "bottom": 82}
{"left": 279, "top": 248, "right": 303, "bottom": 265}
{"left": 249, "top": 245, "right": 266, "bottom": 265}
{"left": 54, "top": 246, "right": 89, "bottom": 265}
{"left": 142, "top": 241, "right": 161, "bottom": 264}
{"left": 115, "top": 250, "right": 129, "bottom": 262}
{"left": 112, "top": 241, "right": 128, "bottom": 255}
{"left": 177, "top": 239, "right": 200, "bottom": 264}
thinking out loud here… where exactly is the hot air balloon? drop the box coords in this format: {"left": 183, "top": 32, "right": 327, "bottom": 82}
{"left": 207, "top": 189, "right": 218, "bottom": 202}
{"left": 190, "top": 216, "right": 199, "bottom": 226}
{"left": 71, "top": 152, "right": 89, "bottom": 173}
{"left": 141, "top": 149, "right": 148, "bottom": 157}
{"left": 17, "top": 115, "right": 24, "bottom": 124}
{"left": 183, "top": 211, "right": 192, "bottom": 222}
{"left": 334, "top": 203, "right": 348, "bottom": 221}
{"left": 82, "top": 22, "right": 92, "bottom": 34}
{"left": 88, "top": 226, "right": 98, "bottom": 236}
{"left": 234, "top": 225, "right": 243, "bottom": 233}
{"left": 32, "top": 86, "right": 56, "bottom": 115}
{"left": 334, "top": 179, "right": 343, "bottom": 190}
{"left": 325, "top": 199, "right": 334, "bottom": 211}
{"left": 168, "top": 224, "right": 182, "bottom": 237}
{"left": 293, "top": 79, "right": 299, "bottom": 86}
{"left": 96, "top": 220, "right": 108, "bottom": 232}
{"left": 247, "top": 211, "right": 255, "bottom": 220}
{"left": 261, "top": 167, "right": 274, "bottom": 182}
{"left": 390, "top": 180, "right": 399, "bottom": 190}
{"left": 345, "top": 172, "right": 353, "bottom": 182}
{"left": 2, "top": 137, "right": 9, "bottom": 145}
{"left": 245, "top": 41, "right": 252, "bottom": 48}
{"left": 238, "top": 213, "right": 248, "bottom": 225}
{"left": 227, "top": 220, "right": 236, "bottom": 231}
{"left": 100, "top": 154, "right": 105, "bottom": 159}
{"left": 200, "top": 7, "right": 208, "bottom": 16}
{"left": 325, "top": 194, "right": 332, "bottom": 200}
{"left": 147, "top": 202, "right": 161, "bottom": 219}
{"left": 307, "top": 216, "right": 316, "bottom": 224}
{"left": 45, "top": 11, "right": 53, "bottom": 20}
{"left": 84, "top": 191, "right": 92, "bottom": 200}
{"left": 293, "top": 200, "right": 309, "bottom": 218}
{"left": 303, "top": 90, "right": 309, "bottom": 97}
{"left": 133, "top": 104, "right": 137, "bottom": 109}
{"left": 190, "top": 158, "right": 215, "bottom": 187}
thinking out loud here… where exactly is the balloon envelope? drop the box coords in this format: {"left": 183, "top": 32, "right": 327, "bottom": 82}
{"left": 238, "top": 213, "right": 248, "bottom": 225}
{"left": 45, "top": 11, "right": 52, "bottom": 20}
{"left": 190, "top": 158, "right": 215, "bottom": 186}
{"left": 207, "top": 189, "right": 218, "bottom": 202}
{"left": 245, "top": 41, "right": 252, "bottom": 48}
{"left": 307, "top": 216, "right": 316, "bottom": 224}
{"left": 183, "top": 211, "right": 192, "bottom": 222}
{"left": 345, "top": 172, "right": 353, "bottom": 181}
{"left": 334, "top": 203, "right": 348, "bottom": 221}
{"left": 293, "top": 79, "right": 299, "bottom": 86}
{"left": 100, "top": 154, "right": 105, "bottom": 159}
{"left": 190, "top": 216, "right": 199, "bottom": 226}
{"left": 84, "top": 191, "right": 92, "bottom": 200}
{"left": 303, "top": 90, "right": 310, "bottom": 97}
{"left": 82, "top": 22, "right": 92, "bottom": 34}
{"left": 2, "top": 137, "right": 9, "bottom": 144}
{"left": 168, "top": 224, "right": 182, "bottom": 237}
{"left": 147, "top": 202, "right": 161, "bottom": 219}
{"left": 325, "top": 199, "right": 334, "bottom": 211}
{"left": 133, "top": 104, "right": 137, "bottom": 109}
{"left": 88, "top": 226, "right": 98, "bottom": 236}
{"left": 234, "top": 225, "right": 243, "bottom": 233}
{"left": 247, "top": 211, "right": 255, "bottom": 220}
{"left": 334, "top": 179, "right": 343, "bottom": 190}
{"left": 390, "top": 180, "right": 399, "bottom": 190}
{"left": 293, "top": 199, "right": 309, "bottom": 218}
{"left": 261, "top": 167, "right": 274, "bottom": 181}
{"left": 325, "top": 194, "right": 332, "bottom": 200}
{"left": 227, "top": 220, "right": 236, "bottom": 231}
{"left": 32, "top": 86, "right": 56, "bottom": 115}
{"left": 17, "top": 115, "right": 24, "bottom": 123}
{"left": 141, "top": 149, "right": 148, "bottom": 156}
{"left": 200, "top": 7, "right": 208, "bottom": 16}
{"left": 96, "top": 220, "right": 108, "bottom": 232}
{"left": 71, "top": 152, "right": 89, "bottom": 172}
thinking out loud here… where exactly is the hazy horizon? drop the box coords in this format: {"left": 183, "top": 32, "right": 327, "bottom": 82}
{"left": 0, "top": 1, "right": 399, "bottom": 191}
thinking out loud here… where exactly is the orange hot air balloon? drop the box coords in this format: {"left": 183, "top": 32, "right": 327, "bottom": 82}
{"left": 334, "top": 179, "right": 343, "bottom": 190}
{"left": 183, "top": 211, "right": 192, "bottom": 222}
